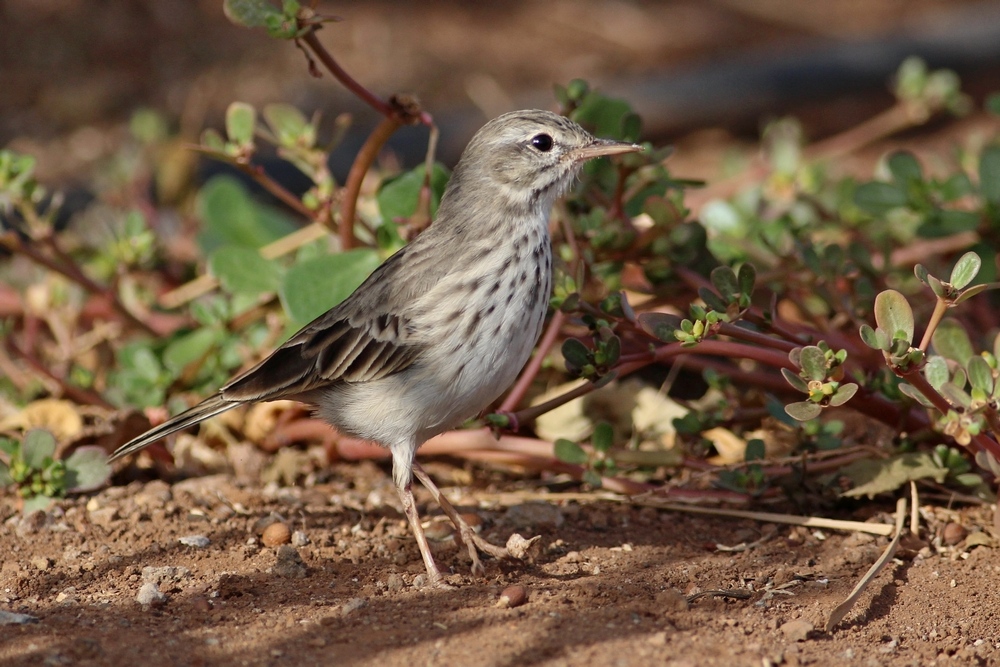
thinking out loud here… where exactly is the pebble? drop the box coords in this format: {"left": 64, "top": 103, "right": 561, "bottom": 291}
{"left": 262, "top": 522, "right": 292, "bottom": 547}
{"left": 497, "top": 584, "right": 528, "bottom": 609}
{"left": 386, "top": 573, "right": 405, "bottom": 592}
{"left": 0, "top": 610, "right": 38, "bottom": 625}
{"left": 273, "top": 545, "right": 307, "bottom": 578}
{"left": 31, "top": 557, "right": 52, "bottom": 571}
{"left": 142, "top": 566, "right": 192, "bottom": 585}
{"left": 942, "top": 522, "right": 967, "bottom": 546}
{"left": 780, "top": 618, "right": 814, "bottom": 642}
{"left": 291, "top": 530, "right": 310, "bottom": 547}
{"left": 136, "top": 582, "right": 167, "bottom": 607}
{"left": 178, "top": 535, "right": 211, "bottom": 548}
{"left": 341, "top": 597, "right": 368, "bottom": 616}
{"left": 88, "top": 507, "right": 119, "bottom": 529}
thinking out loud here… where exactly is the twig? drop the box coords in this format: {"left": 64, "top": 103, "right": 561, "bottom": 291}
{"left": 5, "top": 338, "right": 114, "bottom": 408}
{"left": 631, "top": 496, "right": 896, "bottom": 537}
{"left": 826, "top": 497, "right": 906, "bottom": 631}
{"left": 339, "top": 116, "right": 400, "bottom": 249}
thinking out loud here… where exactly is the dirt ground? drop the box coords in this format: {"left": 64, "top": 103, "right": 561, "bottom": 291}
{"left": 4, "top": 1, "right": 1000, "bottom": 666}
{"left": 2, "top": 460, "right": 999, "bottom": 667}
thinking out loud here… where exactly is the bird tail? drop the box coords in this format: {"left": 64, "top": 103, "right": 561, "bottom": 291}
{"left": 108, "top": 394, "right": 238, "bottom": 463}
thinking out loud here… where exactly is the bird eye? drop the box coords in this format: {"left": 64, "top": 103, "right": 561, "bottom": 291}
{"left": 531, "top": 134, "right": 553, "bottom": 152}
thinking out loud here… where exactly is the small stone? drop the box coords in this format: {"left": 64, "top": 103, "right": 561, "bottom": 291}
{"left": 16, "top": 510, "right": 48, "bottom": 536}
{"left": 291, "top": 530, "right": 310, "bottom": 547}
{"left": 942, "top": 522, "right": 967, "bottom": 546}
{"left": 647, "top": 631, "right": 668, "bottom": 646}
{"left": 179, "top": 535, "right": 211, "bottom": 548}
{"left": 88, "top": 507, "right": 119, "bottom": 529}
{"left": 136, "top": 582, "right": 166, "bottom": 607}
{"left": 506, "top": 533, "right": 541, "bottom": 560}
{"left": 412, "top": 574, "right": 427, "bottom": 589}
{"left": 262, "top": 522, "right": 292, "bottom": 547}
{"left": 0, "top": 610, "right": 38, "bottom": 625}
{"left": 31, "top": 557, "right": 52, "bottom": 571}
{"left": 497, "top": 584, "right": 528, "bottom": 609}
{"left": 273, "top": 545, "right": 307, "bottom": 578}
{"left": 141, "top": 566, "right": 191, "bottom": 586}
{"left": 135, "top": 480, "right": 172, "bottom": 508}
{"left": 423, "top": 520, "right": 455, "bottom": 542}
{"left": 341, "top": 597, "right": 368, "bottom": 616}
{"left": 386, "top": 573, "right": 405, "bottom": 592}
{"left": 780, "top": 618, "right": 814, "bottom": 642}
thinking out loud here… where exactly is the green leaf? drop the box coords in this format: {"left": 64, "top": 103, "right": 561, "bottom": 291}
{"left": 940, "top": 382, "right": 972, "bottom": 408}
{"left": 858, "top": 324, "right": 884, "bottom": 350}
{"left": 710, "top": 266, "right": 738, "bottom": 299}
{"left": 561, "top": 338, "right": 592, "bottom": 369}
{"left": 22, "top": 430, "right": 57, "bottom": 469}
{"left": 854, "top": 181, "right": 908, "bottom": 214}
{"left": 840, "top": 452, "right": 947, "bottom": 498}
{"left": 987, "top": 93, "right": 1000, "bottom": 116}
{"left": 162, "top": 328, "right": 221, "bottom": 376}
{"left": 223, "top": 0, "right": 282, "bottom": 27}
{"left": 225, "top": 102, "right": 257, "bottom": 146}
{"left": 209, "top": 246, "right": 284, "bottom": 296}
{"left": 592, "top": 422, "right": 613, "bottom": 453}
{"left": 829, "top": 383, "right": 858, "bottom": 407}
{"left": 0, "top": 462, "right": 11, "bottom": 487}
{"left": 64, "top": 447, "right": 111, "bottom": 492}
{"left": 887, "top": 151, "right": 922, "bottom": 184}
{"left": 637, "top": 312, "right": 682, "bottom": 343}
{"left": 781, "top": 367, "right": 809, "bottom": 393}
{"left": 745, "top": 439, "right": 766, "bottom": 462}
{"left": 873, "top": 290, "right": 914, "bottom": 343}
{"left": 582, "top": 469, "right": 603, "bottom": 488}
{"left": 262, "top": 104, "right": 310, "bottom": 147}
{"left": 979, "top": 145, "right": 1000, "bottom": 204}
{"left": 932, "top": 319, "right": 974, "bottom": 365}
{"left": 798, "top": 345, "right": 828, "bottom": 381}
{"left": 737, "top": 263, "right": 756, "bottom": 296}
{"left": 279, "top": 249, "right": 380, "bottom": 326}
{"left": 197, "top": 176, "right": 297, "bottom": 252}
{"left": 554, "top": 438, "right": 588, "bottom": 465}
{"left": 22, "top": 494, "right": 54, "bottom": 514}
{"left": 967, "top": 355, "right": 994, "bottom": 394}
{"left": 571, "top": 95, "right": 636, "bottom": 141}
{"left": 949, "top": 252, "right": 981, "bottom": 289}
{"left": 918, "top": 209, "right": 980, "bottom": 238}
{"left": 898, "top": 382, "right": 934, "bottom": 407}
{"left": 377, "top": 164, "right": 451, "bottom": 222}
{"left": 923, "top": 355, "right": 949, "bottom": 389}
{"left": 785, "top": 401, "right": 822, "bottom": 421}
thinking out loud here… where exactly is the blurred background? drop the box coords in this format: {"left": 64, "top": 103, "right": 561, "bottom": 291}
{"left": 3, "top": 0, "right": 1000, "bottom": 187}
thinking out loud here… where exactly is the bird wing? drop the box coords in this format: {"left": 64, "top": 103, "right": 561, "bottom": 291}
{"left": 221, "top": 250, "right": 428, "bottom": 402}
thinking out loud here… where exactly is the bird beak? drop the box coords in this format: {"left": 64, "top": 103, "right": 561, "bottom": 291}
{"left": 574, "top": 138, "right": 644, "bottom": 161}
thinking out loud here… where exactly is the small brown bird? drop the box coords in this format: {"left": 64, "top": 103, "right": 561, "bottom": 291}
{"left": 110, "top": 109, "right": 642, "bottom": 586}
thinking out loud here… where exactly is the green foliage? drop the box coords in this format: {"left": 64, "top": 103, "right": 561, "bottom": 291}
{"left": 377, "top": 163, "right": 451, "bottom": 222}
{"left": 279, "top": 249, "right": 381, "bottom": 326}
{"left": 552, "top": 421, "right": 618, "bottom": 488}
{"left": 0, "top": 430, "right": 110, "bottom": 513}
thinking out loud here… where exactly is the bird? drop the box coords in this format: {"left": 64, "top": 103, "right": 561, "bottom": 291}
{"left": 109, "top": 109, "right": 643, "bottom": 587}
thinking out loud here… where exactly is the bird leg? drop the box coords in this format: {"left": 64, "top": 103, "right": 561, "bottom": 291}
{"left": 413, "top": 463, "right": 510, "bottom": 575}
{"left": 396, "top": 480, "right": 451, "bottom": 589}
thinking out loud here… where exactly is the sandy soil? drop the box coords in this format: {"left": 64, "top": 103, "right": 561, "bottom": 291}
{"left": 2, "top": 461, "right": 998, "bottom": 667}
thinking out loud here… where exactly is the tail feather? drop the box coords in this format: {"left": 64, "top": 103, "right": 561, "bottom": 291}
{"left": 109, "top": 394, "right": 239, "bottom": 462}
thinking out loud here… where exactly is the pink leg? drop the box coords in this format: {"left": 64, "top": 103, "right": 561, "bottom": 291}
{"left": 413, "top": 463, "right": 509, "bottom": 576}
{"left": 396, "top": 481, "right": 451, "bottom": 589}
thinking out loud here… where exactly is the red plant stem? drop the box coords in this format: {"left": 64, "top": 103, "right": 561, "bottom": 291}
{"left": 1, "top": 233, "right": 157, "bottom": 336}
{"left": 500, "top": 310, "right": 565, "bottom": 412}
{"left": 900, "top": 369, "right": 1000, "bottom": 460}
{"left": 716, "top": 321, "right": 799, "bottom": 353}
{"left": 301, "top": 31, "right": 397, "bottom": 120}
{"left": 339, "top": 116, "right": 400, "bottom": 249}
{"left": 238, "top": 162, "right": 316, "bottom": 221}
{"left": 6, "top": 338, "right": 113, "bottom": 408}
